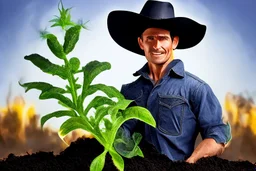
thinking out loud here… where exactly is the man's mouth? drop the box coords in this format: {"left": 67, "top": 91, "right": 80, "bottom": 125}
{"left": 151, "top": 52, "right": 164, "bottom": 55}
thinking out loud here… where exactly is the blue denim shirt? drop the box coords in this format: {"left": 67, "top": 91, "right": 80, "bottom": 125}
{"left": 120, "top": 59, "right": 231, "bottom": 161}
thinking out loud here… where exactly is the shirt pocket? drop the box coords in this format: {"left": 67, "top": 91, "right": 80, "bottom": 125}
{"left": 158, "top": 94, "right": 186, "bottom": 136}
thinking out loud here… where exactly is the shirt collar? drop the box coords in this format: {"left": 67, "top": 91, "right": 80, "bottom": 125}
{"left": 133, "top": 59, "right": 185, "bottom": 78}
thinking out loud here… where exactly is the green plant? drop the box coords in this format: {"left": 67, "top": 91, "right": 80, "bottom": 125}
{"left": 19, "top": 1, "right": 156, "bottom": 171}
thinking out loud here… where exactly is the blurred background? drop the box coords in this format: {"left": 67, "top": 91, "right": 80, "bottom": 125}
{"left": 0, "top": 0, "right": 255, "bottom": 163}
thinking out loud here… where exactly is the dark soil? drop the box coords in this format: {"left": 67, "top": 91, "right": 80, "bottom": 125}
{"left": 0, "top": 138, "right": 255, "bottom": 171}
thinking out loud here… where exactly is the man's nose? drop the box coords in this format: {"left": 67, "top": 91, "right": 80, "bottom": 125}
{"left": 153, "top": 40, "right": 161, "bottom": 49}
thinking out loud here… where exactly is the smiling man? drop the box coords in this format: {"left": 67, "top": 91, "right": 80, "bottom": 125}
{"left": 138, "top": 28, "right": 178, "bottom": 84}
{"left": 107, "top": 0, "right": 231, "bottom": 163}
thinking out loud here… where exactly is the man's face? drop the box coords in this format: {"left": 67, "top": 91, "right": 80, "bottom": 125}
{"left": 138, "top": 28, "right": 179, "bottom": 65}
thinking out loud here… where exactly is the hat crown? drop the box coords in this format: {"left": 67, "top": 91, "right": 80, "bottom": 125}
{"left": 140, "top": 0, "right": 175, "bottom": 19}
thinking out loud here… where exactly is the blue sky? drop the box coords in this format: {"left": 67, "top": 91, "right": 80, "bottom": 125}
{"left": 0, "top": 0, "right": 256, "bottom": 129}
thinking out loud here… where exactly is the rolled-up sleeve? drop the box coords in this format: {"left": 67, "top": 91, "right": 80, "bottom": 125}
{"left": 192, "top": 83, "right": 232, "bottom": 144}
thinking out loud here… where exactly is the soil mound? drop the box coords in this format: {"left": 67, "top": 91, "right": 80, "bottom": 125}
{"left": 0, "top": 138, "right": 255, "bottom": 171}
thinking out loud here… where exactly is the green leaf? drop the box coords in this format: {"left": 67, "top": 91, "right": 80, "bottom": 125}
{"left": 90, "top": 84, "right": 124, "bottom": 100}
{"left": 63, "top": 25, "right": 81, "bottom": 54}
{"left": 103, "top": 118, "right": 112, "bottom": 130}
{"left": 80, "top": 84, "right": 125, "bottom": 111}
{"left": 41, "top": 110, "right": 77, "bottom": 128}
{"left": 77, "top": 95, "right": 84, "bottom": 113}
{"left": 93, "top": 84, "right": 124, "bottom": 100}
{"left": 132, "top": 133, "right": 144, "bottom": 158}
{"left": 81, "top": 85, "right": 98, "bottom": 99}
{"left": 75, "top": 84, "right": 82, "bottom": 89}
{"left": 114, "top": 128, "right": 144, "bottom": 158}
{"left": 90, "top": 150, "right": 107, "bottom": 171}
{"left": 19, "top": 81, "right": 66, "bottom": 94}
{"left": 46, "top": 34, "right": 66, "bottom": 59}
{"left": 109, "top": 106, "right": 156, "bottom": 145}
{"left": 58, "top": 101, "right": 72, "bottom": 109}
{"left": 66, "top": 84, "right": 81, "bottom": 93}
{"left": 121, "top": 106, "right": 156, "bottom": 128}
{"left": 94, "top": 106, "right": 111, "bottom": 128}
{"left": 24, "top": 54, "right": 68, "bottom": 80}
{"left": 50, "top": 0, "right": 76, "bottom": 30}
{"left": 49, "top": 16, "right": 59, "bottom": 23}
{"left": 109, "top": 149, "right": 124, "bottom": 171}
{"left": 82, "top": 61, "right": 111, "bottom": 93}
{"left": 39, "top": 91, "right": 76, "bottom": 110}
{"left": 69, "top": 57, "right": 80, "bottom": 73}
{"left": 19, "top": 81, "right": 73, "bottom": 109}
{"left": 66, "top": 85, "right": 71, "bottom": 93}
{"left": 136, "top": 147, "right": 143, "bottom": 158}
{"left": 84, "top": 96, "right": 115, "bottom": 116}
{"left": 59, "top": 117, "right": 93, "bottom": 138}
{"left": 50, "top": 22, "right": 62, "bottom": 28}
{"left": 108, "top": 99, "right": 133, "bottom": 121}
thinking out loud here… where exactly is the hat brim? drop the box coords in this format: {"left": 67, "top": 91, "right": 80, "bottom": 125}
{"left": 107, "top": 10, "right": 207, "bottom": 56}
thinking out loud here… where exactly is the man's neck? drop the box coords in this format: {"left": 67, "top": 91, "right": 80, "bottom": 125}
{"left": 148, "top": 58, "right": 173, "bottom": 84}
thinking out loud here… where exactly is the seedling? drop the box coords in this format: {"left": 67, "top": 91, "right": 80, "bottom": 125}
{"left": 20, "top": 1, "right": 156, "bottom": 171}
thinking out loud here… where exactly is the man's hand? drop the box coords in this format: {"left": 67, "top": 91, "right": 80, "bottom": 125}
{"left": 186, "top": 138, "right": 225, "bottom": 164}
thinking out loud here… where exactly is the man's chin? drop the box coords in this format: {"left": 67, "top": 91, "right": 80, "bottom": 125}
{"left": 152, "top": 60, "right": 170, "bottom": 66}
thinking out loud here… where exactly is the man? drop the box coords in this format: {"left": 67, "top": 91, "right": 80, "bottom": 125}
{"left": 107, "top": 0, "right": 231, "bottom": 163}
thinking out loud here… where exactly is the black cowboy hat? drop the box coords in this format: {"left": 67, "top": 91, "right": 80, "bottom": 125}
{"left": 107, "top": 0, "right": 206, "bottom": 56}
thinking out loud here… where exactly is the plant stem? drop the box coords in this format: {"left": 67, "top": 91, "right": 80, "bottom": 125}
{"left": 64, "top": 58, "right": 78, "bottom": 107}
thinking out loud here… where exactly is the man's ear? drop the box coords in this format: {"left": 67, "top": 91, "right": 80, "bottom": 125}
{"left": 172, "top": 36, "right": 179, "bottom": 49}
{"left": 138, "top": 37, "right": 144, "bottom": 50}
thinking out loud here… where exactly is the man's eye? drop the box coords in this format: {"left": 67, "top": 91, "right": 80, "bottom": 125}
{"left": 159, "top": 36, "right": 169, "bottom": 40}
{"left": 147, "top": 36, "right": 154, "bottom": 40}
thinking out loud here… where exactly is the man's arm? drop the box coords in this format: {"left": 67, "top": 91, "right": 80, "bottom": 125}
{"left": 187, "top": 82, "right": 231, "bottom": 163}
{"left": 186, "top": 138, "right": 225, "bottom": 163}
